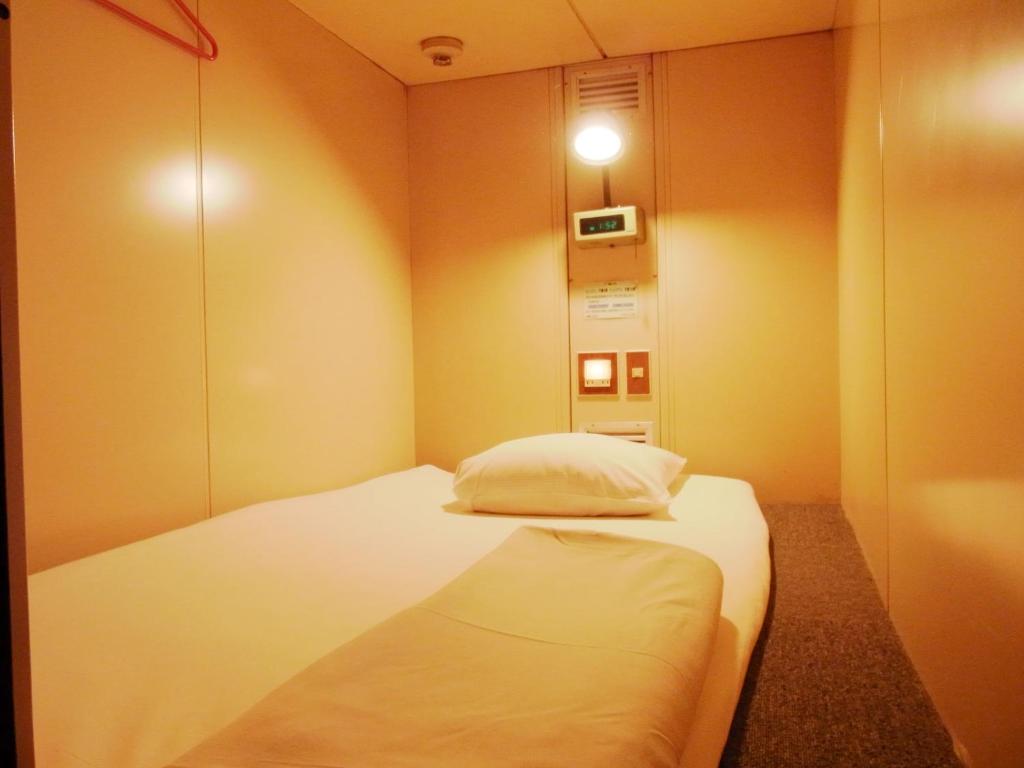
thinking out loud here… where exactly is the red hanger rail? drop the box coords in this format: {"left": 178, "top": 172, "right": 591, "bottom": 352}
{"left": 87, "top": 0, "right": 218, "bottom": 61}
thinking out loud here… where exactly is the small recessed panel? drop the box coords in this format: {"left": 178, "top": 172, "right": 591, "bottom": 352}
{"left": 578, "top": 352, "right": 618, "bottom": 395}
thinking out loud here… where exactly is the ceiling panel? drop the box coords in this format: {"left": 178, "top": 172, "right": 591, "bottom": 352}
{"left": 287, "top": 0, "right": 601, "bottom": 85}
{"left": 287, "top": 1, "right": 840, "bottom": 86}
{"left": 571, "top": 0, "right": 839, "bottom": 58}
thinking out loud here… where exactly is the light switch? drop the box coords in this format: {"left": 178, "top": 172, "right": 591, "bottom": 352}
{"left": 625, "top": 351, "right": 650, "bottom": 396}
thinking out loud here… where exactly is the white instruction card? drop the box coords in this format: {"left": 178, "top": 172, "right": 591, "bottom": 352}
{"left": 584, "top": 281, "right": 639, "bottom": 319}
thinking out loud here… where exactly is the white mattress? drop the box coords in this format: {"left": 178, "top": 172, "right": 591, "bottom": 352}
{"left": 28, "top": 465, "right": 770, "bottom": 768}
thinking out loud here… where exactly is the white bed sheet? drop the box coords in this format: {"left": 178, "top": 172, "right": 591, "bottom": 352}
{"left": 28, "top": 465, "right": 770, "bottom": 768}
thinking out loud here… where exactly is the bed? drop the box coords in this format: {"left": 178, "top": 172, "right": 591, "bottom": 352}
{"left": 28, "top": 462, "right": 770, "bottom": 768}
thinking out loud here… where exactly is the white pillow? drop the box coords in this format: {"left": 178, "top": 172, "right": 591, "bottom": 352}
{"left": 452, "top": 432, "right": 686, "bottom": 516}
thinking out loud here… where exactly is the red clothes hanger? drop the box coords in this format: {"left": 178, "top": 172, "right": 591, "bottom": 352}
{"left": 87, "top": 0, "right": 218, "bottom": 61}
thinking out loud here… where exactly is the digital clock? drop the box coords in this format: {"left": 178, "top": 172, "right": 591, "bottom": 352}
{"left": 580, "top": 213, "right": 626, "bottom": 235}
{"left": 572, "top": 206, "right": 645, "bottom": 248}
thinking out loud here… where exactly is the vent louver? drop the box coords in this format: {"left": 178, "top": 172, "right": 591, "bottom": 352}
{"left": 578, "top": 421, "right": 654, "bottom": 445}
{"left": 573, "top": 67, "right": 643, "bottom": 113}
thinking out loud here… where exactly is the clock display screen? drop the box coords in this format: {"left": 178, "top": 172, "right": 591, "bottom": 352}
{"left": 579, "top": 213, "right": 626, "bottom": 236}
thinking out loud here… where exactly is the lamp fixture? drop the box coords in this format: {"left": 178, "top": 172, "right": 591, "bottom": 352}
{"left": 578, "top": 352, "right": 618, "bottom": 395}
{"left": 570, "top": 112, "right": 624, "bottom": 166}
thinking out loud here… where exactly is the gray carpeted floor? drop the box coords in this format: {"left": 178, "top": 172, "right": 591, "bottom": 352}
{"left": 719, "top": 504, "right": 963, "bottom": 768}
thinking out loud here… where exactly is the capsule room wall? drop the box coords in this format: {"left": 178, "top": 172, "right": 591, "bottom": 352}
{"left": 12, "top": 0, "right": 414, "bottom": 572}
{"left": 407, "top": 70, "right": 571, "bottom": 470}
{"left": 659, "top": 33, "right": 839, "bottom": 503}
{"left": 199, "top": 0, "right": 414, "bottom": 516}
{"left": 835, "top": 1, "right": 1024, "bottom": 766}
{"left": 12, "top": 0, "right": 209, "bottom": 573}
{"left": 409, "top": 33, "right": 839, "bottom": 505}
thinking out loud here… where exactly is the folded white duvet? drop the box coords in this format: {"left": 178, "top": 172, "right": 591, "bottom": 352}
{"left": 168, "top": 526, "right": 724, "bottom": 768}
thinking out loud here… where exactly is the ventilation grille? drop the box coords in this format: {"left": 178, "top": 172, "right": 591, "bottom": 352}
{"left": 572, "top": 66, "right": 643, "bottom": 113}
{"left": 578, "top": 421, "right": 654, "bottom": 446}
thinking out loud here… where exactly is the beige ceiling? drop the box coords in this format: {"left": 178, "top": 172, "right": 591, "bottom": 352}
{"left": 288, "top": 0, "right": 840, "bottom": 85}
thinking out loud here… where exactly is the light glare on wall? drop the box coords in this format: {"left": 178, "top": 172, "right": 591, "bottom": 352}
{"left": 147, "top": 155, "right": 245, "bottom": 220}
{"left": 571, "top": 113, "right": 624, "bottom": 165}
{"left": 146, "top": 155, "right": 198, "bottom": 218}
{"left": 201, "top": 156, "right": 244, "bottom": 217}
{"left": 972, "top": 60, "right": 1024, "bottom": 127}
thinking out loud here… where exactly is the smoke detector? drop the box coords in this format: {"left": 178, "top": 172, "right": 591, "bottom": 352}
{"left": 420, "top": 36, "right": 463, "bottom": 67}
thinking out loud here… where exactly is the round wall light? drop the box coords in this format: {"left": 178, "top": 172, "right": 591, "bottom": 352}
{"left": 570, "top": 112, "right": 624, "bottom": 165}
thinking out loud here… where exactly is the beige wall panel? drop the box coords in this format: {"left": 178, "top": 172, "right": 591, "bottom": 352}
{"left": 200, "top": 0, "right": 415, "bottom": 514}
{"left": 879, "top": 1, "right": 1024, "bottom": 765}
{"left": 661, "top": 34, "right": 839, "bottom": 503}
{"left": 833, "top": 1, "right": 890, "bottom": 603}
{"left": 12, "top": 0, "right": 209, "bottom": 572}
{"left": 408, "top": 69, "right": 570, "bottom": 471}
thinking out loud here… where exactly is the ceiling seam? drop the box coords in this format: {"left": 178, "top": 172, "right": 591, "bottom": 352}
{"left": 287, "top": 2, "right": 407, "bottom": 85}
{"left": 565, "top": 0, "right": 607, "bottom": 59}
